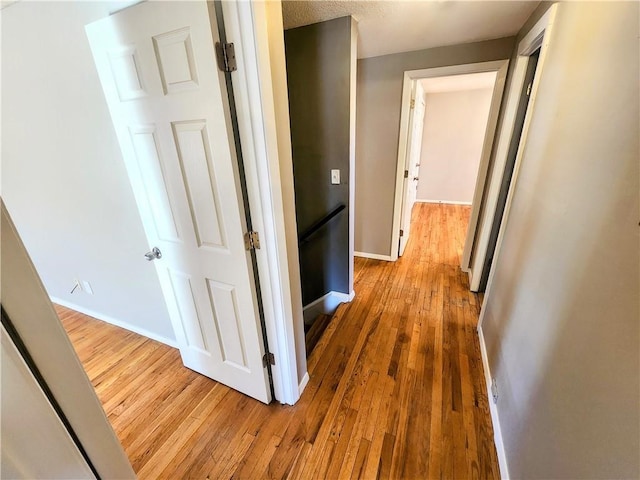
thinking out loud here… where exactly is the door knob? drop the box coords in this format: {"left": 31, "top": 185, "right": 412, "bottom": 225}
{"left": 413, "top": 177, "right": 419, "bottom": 181}
{"left": 144, "top": 247, "right": 162, "bottom": 261}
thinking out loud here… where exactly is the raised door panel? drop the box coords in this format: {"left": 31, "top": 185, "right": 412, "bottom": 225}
{"left": 129, "top": 125, "right": 181, "bottom": 243}
{"left": 167, "top": 269, "right": 210, "bottom": 355}
{"left": 206, "top": 279, "right": 248, "bottom": 370}
{"left": 172, "top": 121, "right": 226, "bottom": 249}
{"left": 153, "top": 27, "right": 199, "bottom": 95}
{"left": 107, "top": 46, "right": 147, "bottom": 101}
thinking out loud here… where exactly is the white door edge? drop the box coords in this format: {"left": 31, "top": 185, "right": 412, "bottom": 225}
{"left": 398, "top": 80, "right": 426, "bottom": 257}
{"left": 397, "top": 79, "right": 418, "bottom": 258}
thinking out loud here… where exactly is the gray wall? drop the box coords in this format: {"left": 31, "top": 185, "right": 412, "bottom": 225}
{"left": 482, "top": 2, "right": 639, "bottom": 478}
{"left": 417, "top": 88, "right": 494, "bottom": 204}
{"left": 355, "top": 37, "right": 516, "bottom": 256}
{"left": 1, "top": 1, "right": 175, "bottom": 341}
{"left": 285, "top": 17, "right": 354, "bottom": 304}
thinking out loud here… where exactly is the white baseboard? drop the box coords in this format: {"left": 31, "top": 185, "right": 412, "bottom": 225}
{"left": 478, "top": 325, "right": 509, "bottom": 479}
{"left": 336, "top": 290, "right": 356, "bottom": 303}
{"left": 51, "top": 297, "right": 178, "bottom": 349}
{"left": 354, "top": 251, "right": 394, "bottom": 261}
{"left": 298, "top": 371, "right": 310, "bottom": 396}
{"left": 415, "top": 199, "right": 473, "bottom": 206}
{"left": 302, "top": 290, "right": 355, "bottom": 323}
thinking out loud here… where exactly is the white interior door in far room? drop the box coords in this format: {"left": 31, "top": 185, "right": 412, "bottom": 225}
{"left": 398, "top": 81, "right": 426, "bottom": 257}
{"left": 86, "top": 1, "right": 271, "bottom": 403}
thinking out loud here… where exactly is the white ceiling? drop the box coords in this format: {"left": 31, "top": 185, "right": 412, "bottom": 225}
{"left": 421, "top": 71, "right": 497, "bottom": 93}
{"left": 0, "top": 0, "right": 19, "bottom": 10}
{"left": 282, "top": 1, "right": 540, "bottom": 59}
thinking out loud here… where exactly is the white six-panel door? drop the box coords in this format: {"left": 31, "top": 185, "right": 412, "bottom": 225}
{"left": 86, "top": 1, "right": 271, "bottom": 403}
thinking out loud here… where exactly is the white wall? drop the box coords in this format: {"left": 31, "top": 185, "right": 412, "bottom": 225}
{"left": 416, "top": 88, "right": 493, "bottom": 204}
{"left": 1, "top": 2, "right": 175, "bottom": 342}
{"left": 481, "top": 2, "right": 639, "bottom": 478}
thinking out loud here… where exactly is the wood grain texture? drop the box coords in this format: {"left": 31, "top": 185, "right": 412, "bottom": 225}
{"left": 58, "top": 203, "right": 499, "bottom": 479}
{"left": 305, "top": 314, "right": 333, "bottom": 356}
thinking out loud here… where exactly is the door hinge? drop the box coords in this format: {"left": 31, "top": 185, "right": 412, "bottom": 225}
{"left": 215, "top": 42, "right": 237, "bottom": 73}
{"left": 404, "top": 170, "right": 409, "bottom": 178}
{"left": 244, "top": 231, "right": 260, "bottom": 250}
{"left": 410, "top": 98, "right": 415, "bottom": 109}
{"left": 526, "top": 81, "right": 532, "bottom": 96}
{"left": 399, "top": 229, "right": 404, "bottom": 237}
{"left": 262, "top": 352, "right": 275, "bottom": 368}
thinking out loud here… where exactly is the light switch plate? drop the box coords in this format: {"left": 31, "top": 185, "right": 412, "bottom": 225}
{"left": 331, "top": 169, "right": 340, "bottom": 185}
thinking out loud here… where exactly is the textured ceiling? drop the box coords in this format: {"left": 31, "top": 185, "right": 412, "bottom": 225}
{"left": 421, "top": 71, "right": 497, "bottom": 93}
{"left": 0, "top": 0, "right": 19, "bottom": 10}
{"left": 282, "top": 1, "right": 540, "bottom": 59}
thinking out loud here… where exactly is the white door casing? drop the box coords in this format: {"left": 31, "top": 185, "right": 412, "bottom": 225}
{"left": 2, "top": 200, "right": 135, "bottom": 477}
{"left": 398, "top": 81, "right": 426, "bottom": 256}
{"left": 86, "top": 1, "right": 271, "bottom": 403}
{"left": 1, "top": 325, "right": 96, "bottom": 480}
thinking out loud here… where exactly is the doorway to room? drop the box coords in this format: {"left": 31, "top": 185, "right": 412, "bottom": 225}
{"left": 400, "top": 71, "right": 499, "bottom": 262}
{"left": 392, "top": 61, "right": 509, "bottom": 282}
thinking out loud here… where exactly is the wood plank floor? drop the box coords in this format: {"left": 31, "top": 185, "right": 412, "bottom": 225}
{"left": 57, "top": 203, "right": 499, "bottom": 479}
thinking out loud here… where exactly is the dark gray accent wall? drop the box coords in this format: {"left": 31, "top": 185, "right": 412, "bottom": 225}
{"left": 355, "top": 37, "right": 516, "bottom": 256}
{"left": 284, "top": 16, "right": 354, "bottom": 305}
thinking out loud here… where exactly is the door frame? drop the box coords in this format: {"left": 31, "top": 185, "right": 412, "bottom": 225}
{"left": 469, "top": 5, "right": 558, "bottom": 292}
{"left": 476, "top": 4, "right": 559, "bottom": 299}
{"left": 390, "top": 59, "right": 509, "bottom": 261}
{"left": 220, "top": 1, "right": 304, "bottom": 405}
{"left": 476, "top": 5, "right": 558, "bottom": 478}
{"left": 397, "top": 80, "right": 426, "bottom": 257}
{"left": 1, "top": 201, "right": 136, "bottom": 479}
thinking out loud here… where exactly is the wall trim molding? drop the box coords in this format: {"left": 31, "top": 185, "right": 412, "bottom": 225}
{"left": 50, "top": 297, "right": 178, "bottom": 349}
{"left": 415, "top": 199, "right": 473, "bottom": 206}
{"left": 298, "top": 371, "right": 310, "bottom": 396}
{"left": 354, "top": 251, "right": 394, "bottom": 262}
{"left": 478, "top": 325, "right": 509, "bottom": 479}
{"left": 302, "top": 290, "right": 355, "bottom": 323}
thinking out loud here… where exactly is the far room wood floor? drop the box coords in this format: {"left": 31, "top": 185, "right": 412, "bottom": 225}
{"left": 57, "top": 203, "right": 499, "bottom": 479}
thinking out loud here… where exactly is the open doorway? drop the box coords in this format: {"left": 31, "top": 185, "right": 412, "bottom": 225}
{"left": 392, "top": 61, "right": 509, "bottom": 273}
{"left": 399, "top": 71, "right": 499, "bottom": 261}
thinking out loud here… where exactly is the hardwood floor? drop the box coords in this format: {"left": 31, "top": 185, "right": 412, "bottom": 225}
{"left": 305, "top": 313, "right": 333, "bottom": 356}
{"left": 57, "top": 203, "right": 499, "bottom": 479}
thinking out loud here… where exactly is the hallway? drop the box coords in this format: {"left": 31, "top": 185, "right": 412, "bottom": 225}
{"left": 58, "top": 202, "right": 499, "bottom": 479}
